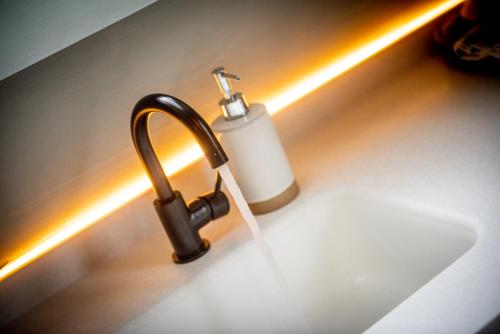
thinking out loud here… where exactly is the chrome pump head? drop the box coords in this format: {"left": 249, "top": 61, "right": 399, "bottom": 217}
{"left": 212, "top": 66, "right": 249, "bottom": 120}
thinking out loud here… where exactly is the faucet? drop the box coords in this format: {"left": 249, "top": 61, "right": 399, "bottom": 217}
{"left": 131, "top": 94, "right": 230, "bottom": 263}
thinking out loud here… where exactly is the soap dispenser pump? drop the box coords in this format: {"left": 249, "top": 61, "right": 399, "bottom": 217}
{"left": 211, "top": 66, "right": 299, "bottom": 214}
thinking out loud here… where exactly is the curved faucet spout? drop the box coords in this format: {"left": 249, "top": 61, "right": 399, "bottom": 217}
{"left": 130, "top": 94, "right": 230, "bottom": 264}
{"left": 131, "top": 94, "right": 228, "bottom": 200}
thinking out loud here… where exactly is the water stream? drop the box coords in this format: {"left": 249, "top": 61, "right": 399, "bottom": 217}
{"left": 217, "top": 163, "right": 311, "bottom": 333}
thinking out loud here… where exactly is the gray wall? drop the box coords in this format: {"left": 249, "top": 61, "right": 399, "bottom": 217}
{"left": 0, "top": 0, "right": 156, "bottom": 80}
{"left": 0, "top": 0, "right": 413, "bottom": 265}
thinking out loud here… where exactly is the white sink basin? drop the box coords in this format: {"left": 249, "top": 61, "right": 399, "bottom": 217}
{"left": 120, "top": 191, "right": 477, "bottom": 334}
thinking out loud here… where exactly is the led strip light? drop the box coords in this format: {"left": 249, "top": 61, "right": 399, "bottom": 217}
{"left": 0, "top": 0, "right": 463, "bottom": 281}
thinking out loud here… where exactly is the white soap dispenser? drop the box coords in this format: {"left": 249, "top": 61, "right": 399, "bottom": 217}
{"left": 211, "top": 66, "right": 299, "bottom": 214}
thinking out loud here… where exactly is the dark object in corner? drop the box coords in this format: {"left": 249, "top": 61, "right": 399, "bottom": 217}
{"left": 433, "top": 0, "right": 499, "bottom": 68}
{"left": 131, "top": 94, "right": 230, "bottom": 263}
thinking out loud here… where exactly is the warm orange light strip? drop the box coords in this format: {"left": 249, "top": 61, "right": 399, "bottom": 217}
{"left": 265, "top": 0, "right": 463, "bottom": 115}
{"left": 0, "top": 0, "right": 463, "bottom": 282}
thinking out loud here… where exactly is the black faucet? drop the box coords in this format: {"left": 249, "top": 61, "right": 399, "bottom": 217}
{"left": 131, "top": 94, "right": 230, "bottom": 263}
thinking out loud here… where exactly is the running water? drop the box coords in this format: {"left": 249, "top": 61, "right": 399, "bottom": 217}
{"left": 217, "top": 163, "right": 311, "bottom": 333}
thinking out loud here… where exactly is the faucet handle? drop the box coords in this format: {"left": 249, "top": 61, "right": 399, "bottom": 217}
{"left": 188, "top": 172, "right": 229, "bottom": 230}
{"left": 212, "top": 66, "right": 240, "bottom": 100}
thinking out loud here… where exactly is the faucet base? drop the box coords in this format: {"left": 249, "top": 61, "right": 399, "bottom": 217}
{"left": 172, "top": 239, "right": 210, "bottom": 264}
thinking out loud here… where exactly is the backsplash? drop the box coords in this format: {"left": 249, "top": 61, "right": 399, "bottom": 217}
{"left": 0, "top": 0, "right": 414, "bottom": 265}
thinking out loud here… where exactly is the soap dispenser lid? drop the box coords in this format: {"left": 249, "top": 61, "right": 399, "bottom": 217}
{"left": 212, "top": 66, "right": 249, "bottom": 120}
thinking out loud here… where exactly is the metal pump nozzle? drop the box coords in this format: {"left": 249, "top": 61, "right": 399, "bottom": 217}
{"left": 212, "top": 66, "right": 249, "bottom": 120}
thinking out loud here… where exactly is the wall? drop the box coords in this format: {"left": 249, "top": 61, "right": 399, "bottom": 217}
{"left": 0, "top": 0, "right": 422, "bottom": 267}
{"left": 0, "top": 0, "right": 156, "bottom": 80}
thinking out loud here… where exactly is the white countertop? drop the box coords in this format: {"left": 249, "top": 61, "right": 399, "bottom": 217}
{"left": 3, "top": 37, "right": 500, "bottom": 333}
{"left": 275, "top": 49, "right": 500, "bottom": 333}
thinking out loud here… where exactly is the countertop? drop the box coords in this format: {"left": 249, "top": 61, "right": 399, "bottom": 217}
{"left": 3, "top": 35, "right": 500, "bottom": 333}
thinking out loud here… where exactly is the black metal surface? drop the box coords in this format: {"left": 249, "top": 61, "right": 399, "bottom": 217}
{"left": 130, "top": 94, "right": 230, "bottom": 263}
{"left": 131, "top": 94, "right": 228, "bottom": 200}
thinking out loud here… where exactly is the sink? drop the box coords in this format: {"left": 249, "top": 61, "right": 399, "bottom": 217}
{"left": 120, "top": 191, "right": 477, "bottom": 334}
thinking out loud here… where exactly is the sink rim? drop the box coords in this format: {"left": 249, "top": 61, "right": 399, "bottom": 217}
{"left": 119, "top": 187, "right": 481, "bottom": 334}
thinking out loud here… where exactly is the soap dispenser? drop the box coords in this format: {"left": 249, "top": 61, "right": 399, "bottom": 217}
{"left": 211, "top": 66, "right": 299, "bottom": 214}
